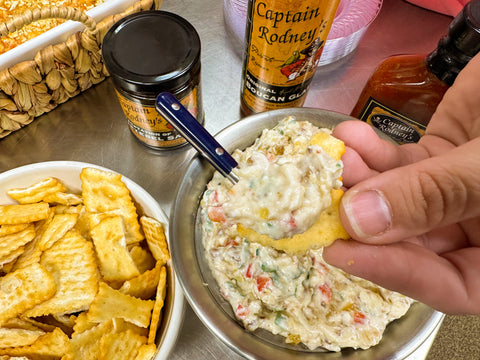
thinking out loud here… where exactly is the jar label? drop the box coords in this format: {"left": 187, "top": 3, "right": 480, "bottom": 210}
{"left": 358, "top": 97, "right": 425, "bottom": 144}
{"left": 241, "top": 0, "right": 340, "bottom": 113}
{"left": 116, "top": 87, "right": 201, "bottom": 149}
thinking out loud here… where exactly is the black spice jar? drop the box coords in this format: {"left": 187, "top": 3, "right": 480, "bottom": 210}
{"left": 102, "top": 10, "right": 203, "bottom": 150}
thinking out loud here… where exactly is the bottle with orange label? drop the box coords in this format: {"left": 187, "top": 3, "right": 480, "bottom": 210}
{"left": 240, "top": 0, "right": 341, "bottom": 116}
{"left": 350, "top": 0, "right": 480, "bottom": 144}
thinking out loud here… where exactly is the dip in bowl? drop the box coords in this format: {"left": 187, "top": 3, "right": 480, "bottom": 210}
{"left": 170, "top": 108, "right": 444, "bottom": 360}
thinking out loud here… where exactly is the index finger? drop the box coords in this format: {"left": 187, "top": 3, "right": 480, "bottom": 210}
{"left": 333, "top": 120, "right": 430, "bottom": 171}
{"left": 323, "top": 239, "right": 480, "bottom": 315}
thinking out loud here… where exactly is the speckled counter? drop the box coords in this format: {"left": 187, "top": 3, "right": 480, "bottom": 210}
{"left": 427, "top": 315, "right": 480, "bottom": 359}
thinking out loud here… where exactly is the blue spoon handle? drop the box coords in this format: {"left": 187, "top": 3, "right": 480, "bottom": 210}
{"left": 155, "top": 92, "right": 239, "bottom": 184}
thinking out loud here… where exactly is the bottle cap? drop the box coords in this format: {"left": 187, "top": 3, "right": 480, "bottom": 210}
{"left": 427, "top": 0, "right": 480, "bottom": 85}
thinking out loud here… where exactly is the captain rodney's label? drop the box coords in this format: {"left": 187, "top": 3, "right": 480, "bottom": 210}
{"left": 241, "top": 0, "right": 340, "bottom": 113}
{"left": 358, "top": 98, "right": 425, "bottom": 144}
{"left": 116, "top": 87, "right": 200, "bottom": 148}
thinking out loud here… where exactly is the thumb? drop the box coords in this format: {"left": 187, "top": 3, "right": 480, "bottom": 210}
{"left": 340, "top": 138, "right": 480, "bottom": 244}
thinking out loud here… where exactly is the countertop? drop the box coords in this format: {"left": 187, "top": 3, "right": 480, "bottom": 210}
{"left": 0, "top": 0, "right": 479, "bottom": 359}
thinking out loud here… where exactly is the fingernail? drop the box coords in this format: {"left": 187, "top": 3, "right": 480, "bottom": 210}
{"left": 343, "top": 190, "right": 392, "bottom": 239}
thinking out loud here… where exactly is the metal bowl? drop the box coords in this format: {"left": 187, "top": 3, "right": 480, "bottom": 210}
{"left": 0, "top": 161, "right": 185, "bottom": 360}
{"left": 170, "top": 108, "right": 444, "bottom": 360}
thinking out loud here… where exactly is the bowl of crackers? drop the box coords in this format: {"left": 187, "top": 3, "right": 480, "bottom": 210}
{"left": 0, "top": 161, "right": 184, "bottom": 360}
{"left": 170, "top": 108, "right": 444, "bottom": 359}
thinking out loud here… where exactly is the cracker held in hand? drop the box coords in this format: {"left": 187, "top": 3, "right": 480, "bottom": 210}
{"left": 237, "top": 189, "right": 349, "bottom": 254}
{"left": 80, "top": 167, "right": 143, "bottom": 244}
{"left": 236, "top": 129, "right": 349, "bottom": 253}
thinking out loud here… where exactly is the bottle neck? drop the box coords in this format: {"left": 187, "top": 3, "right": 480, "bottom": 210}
{"left": 427, "top": 0, "right": 480, "bottom": 86}
{"left": 426, "top": 37, "right": 471, "bottom": 86}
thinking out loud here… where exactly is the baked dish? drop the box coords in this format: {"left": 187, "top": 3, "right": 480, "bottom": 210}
{"left": 0, "top": 0, "right": 105, "bottom": 55}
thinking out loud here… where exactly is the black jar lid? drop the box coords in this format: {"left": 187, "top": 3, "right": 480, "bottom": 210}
{"left": 102, "top": 10, "right": 201, "bottom": 94}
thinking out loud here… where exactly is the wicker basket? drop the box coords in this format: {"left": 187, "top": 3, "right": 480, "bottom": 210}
{"left": 0, "top": 0, "right": 163, "bottom": 138}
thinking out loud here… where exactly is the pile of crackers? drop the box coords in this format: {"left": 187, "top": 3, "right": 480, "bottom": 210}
{"left": 0, "top": 167, "right": 171, "bottom": 359}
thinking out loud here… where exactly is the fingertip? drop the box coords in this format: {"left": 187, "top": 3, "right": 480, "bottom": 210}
{"left": 339, "top": 147, "right": 378, "bottom": 187}
{"left": 332, "top": 120, "right": 374, "bottom": 143}
{"left": 333, "top": 120, "right": 401, "bottom": 172}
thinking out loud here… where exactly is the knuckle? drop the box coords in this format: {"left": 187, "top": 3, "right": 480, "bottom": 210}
{"left": 412, "top": 168, "right": 466, "bottom": 228}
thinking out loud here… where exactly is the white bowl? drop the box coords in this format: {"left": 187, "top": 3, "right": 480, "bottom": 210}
{"left": 170, "top": 108, "right": 444, "bottom": 360}
{"left": 0, "top": 160, "right": 184, "bottom": 360}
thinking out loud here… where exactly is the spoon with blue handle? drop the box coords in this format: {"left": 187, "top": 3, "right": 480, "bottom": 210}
{"left": 155, "top": 92, "right": 239, "bottom": 184}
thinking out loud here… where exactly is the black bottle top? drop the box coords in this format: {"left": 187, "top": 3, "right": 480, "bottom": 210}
{"left": 427, "top": 0, "right": 480, "bottom": 85}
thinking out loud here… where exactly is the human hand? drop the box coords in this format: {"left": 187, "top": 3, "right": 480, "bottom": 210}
{"left": 323, "top": 52, "right": 480, "bottom": 315}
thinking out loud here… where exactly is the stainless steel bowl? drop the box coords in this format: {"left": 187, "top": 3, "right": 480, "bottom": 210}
{"left": 170, "top": 108, "right": 444, "bottom": 360}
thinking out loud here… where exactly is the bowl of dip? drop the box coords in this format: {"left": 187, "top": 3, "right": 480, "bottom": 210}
{"left": 169, "top": 108, "right": 444, "bottom": 359}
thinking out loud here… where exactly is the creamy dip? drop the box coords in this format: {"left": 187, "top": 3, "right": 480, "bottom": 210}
{"left": 200, "top": 118, "right": 413, "bottom": 351}
{"left": 208, "top": 117, "right": 343, "bottom": 240}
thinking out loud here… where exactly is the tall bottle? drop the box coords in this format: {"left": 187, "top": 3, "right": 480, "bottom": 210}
{"left": 240, "top": 0, "right": 340, "bottom": 116}
{"left": 350, "top": 0, "right": 480, "bottom": 144}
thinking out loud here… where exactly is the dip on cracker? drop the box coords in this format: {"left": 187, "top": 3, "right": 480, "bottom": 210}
{"left": 200, "top": 117, "right": 413, "bottom": 351}
{"left": 206, "top": 117, "right": 344, "bottom": 240}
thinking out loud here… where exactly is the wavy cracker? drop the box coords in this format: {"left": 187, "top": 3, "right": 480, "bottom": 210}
{"left": 0, "top": 263, "right": 56, "bottom": 325}
{"left": 80, "top": 167, "right": 143, "bottom": 244}
{"left": 25, "top": 230, "right": 99, "bottom": 317}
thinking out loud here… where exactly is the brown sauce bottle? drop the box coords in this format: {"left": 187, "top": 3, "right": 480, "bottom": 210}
{"left": 351, "top": 0, "right": 480, "bottom": 144}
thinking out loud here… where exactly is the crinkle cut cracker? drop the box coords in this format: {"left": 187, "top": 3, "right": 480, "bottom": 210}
{"left": 140, "top": 216, "right": 170, "bottom": 265}
{"left": 25, "top": 230, "right": 99, "bottom": 317}
{"left": 0, "top": 225, "right": 35, "bottom": 264}
{"left": 67, "top": 320, "right": 114, "bottom": 360}
{"left": 0, "top": 263, "right": 56, "bottom": 325}
{"left": 0, "top": 223, "right": 30, "bottom": 236}
{"left": 129, "top": 244, "right": 156, "bottom": 274}
{"left": 119, "top": 261, "right": 161, "bottom": 300}
{"left": 0, "top": 203, "right": 50, "bottom": 225}
{"left": 90, "top": 216, "right": 140, "bottom": 282}
{"left": 237, "top": 189, "right": 350, "bottom": 254}
{"left": 99, "top": 329, "right": 147, "bottom": 360}
{"left": 37, "top": 213, "right": 78, "bottom": 251}
{"left": 0, "top": 327, "right": 45, "bottom": 348}
{"left": 147, "top": 265, "right": 167, "bottom": 345}
{"left": 6, "top": 177, "right": 66, "bottom": 204}
{"left": 0, "top": 327, "right": 69, "bottom": 358}
{"left": 87, "top": 282, "right": 154, "bottom": 329}
{"left": 80, "top": 167, "right": 143, "bottom": 244}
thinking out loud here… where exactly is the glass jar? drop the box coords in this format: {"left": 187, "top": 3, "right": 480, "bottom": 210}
{"left": 102, "top": 10, "right": 204, "bottom": 150}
